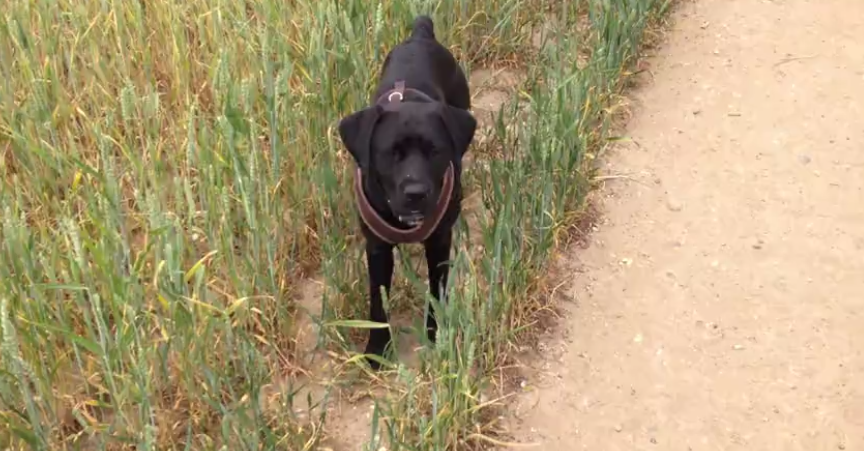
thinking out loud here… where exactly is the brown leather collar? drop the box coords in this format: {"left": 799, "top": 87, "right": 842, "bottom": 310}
{"left": 354, "top": 80, "right": 452, "bottom": 244}
{"left": 354, "top": 162, "right": 454, "bottom": 244}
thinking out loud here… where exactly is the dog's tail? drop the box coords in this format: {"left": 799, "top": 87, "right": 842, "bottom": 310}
{"left": 411, "top": 15, "right": 435, "bottom": 39}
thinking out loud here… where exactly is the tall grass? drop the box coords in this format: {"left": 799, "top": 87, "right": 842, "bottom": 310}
{"left": 0, "top": 0, "right": 670, "bottom": 449}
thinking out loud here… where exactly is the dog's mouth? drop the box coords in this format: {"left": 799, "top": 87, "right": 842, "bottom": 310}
{"left": 398, "top": 212, "right": 425, "bottom": 227}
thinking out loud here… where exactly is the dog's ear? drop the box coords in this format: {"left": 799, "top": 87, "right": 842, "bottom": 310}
{"left": 438, "top": 104, "right": 477, "bottom": 160}
{"left": 338, "top": 105, "right": 383, "bottom": 169}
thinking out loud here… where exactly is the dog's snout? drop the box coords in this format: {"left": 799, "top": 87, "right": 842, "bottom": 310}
{"left": 402, "top": 182, "right": 430, "bottom": 203}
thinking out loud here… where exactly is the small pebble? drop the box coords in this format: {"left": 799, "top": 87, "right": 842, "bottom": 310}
{"left": 733, "top": 344, "right": 745, "bottom": 350}
{"left": 615, "top": 425, "right": 623, "bottom": 432}
{"left": 798, "top": 154, "right": 812, "bottom": 164}
{"left": 753, "top": 239, "right": 764, "bottom": 250}
{"left": 667, "top": 199, "right": 683, "bottom": 212}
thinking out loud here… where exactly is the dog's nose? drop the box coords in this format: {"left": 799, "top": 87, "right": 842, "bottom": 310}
{"left": 403, "top": 182, "right": 429, "bottom": 203}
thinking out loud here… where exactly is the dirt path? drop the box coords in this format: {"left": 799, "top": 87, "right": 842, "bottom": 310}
{"left": 509, "top": 0, "right": 864, "bottom": 449}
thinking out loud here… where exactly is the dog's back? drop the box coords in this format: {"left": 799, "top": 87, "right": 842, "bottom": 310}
{"left": 375, "top": 16, "right": 471, "bottom": 111}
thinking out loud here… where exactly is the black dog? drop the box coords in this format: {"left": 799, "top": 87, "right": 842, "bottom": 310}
{"left": 337, "top": 15, "right": 477, "bottom": 369}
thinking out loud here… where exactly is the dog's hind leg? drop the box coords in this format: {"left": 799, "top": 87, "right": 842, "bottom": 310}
{"left": 365, "top": 241, "right": 395, "bottom": 369}
{"left": 424, "top": 229, "right": 453, "bottom": 344}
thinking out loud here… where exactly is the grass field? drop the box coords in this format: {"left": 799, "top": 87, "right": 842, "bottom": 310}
{"left": 0, "top": 0, "right": 670, "bottom": 449}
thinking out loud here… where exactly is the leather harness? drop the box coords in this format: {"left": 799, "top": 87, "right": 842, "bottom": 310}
{"left": 352, "top": 81, "right": 454, "bottom": 245}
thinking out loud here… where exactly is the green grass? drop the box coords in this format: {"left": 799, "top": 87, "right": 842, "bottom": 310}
{"left": 0, "top": 0, "right": 671, "bottom": 449}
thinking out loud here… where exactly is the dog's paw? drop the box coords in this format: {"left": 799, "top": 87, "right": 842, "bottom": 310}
{"left": 425, "top": 315, "right": 439, "bottom": 345}
{"left": 365, "top": 354, "right": 384, "bottom": 371}
{"left": 363, "top": 335, "right": 391, "bottom": 371}
{"left": 426, "top": 326, "right": 438, "bottom": 345}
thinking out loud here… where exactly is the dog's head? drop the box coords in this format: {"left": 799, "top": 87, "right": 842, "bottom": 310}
{"left": 338, "top": 101, "right": 476, "bottom": 226}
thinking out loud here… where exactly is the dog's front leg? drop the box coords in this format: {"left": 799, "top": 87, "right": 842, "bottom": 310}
{"left": 424, "top": 229, "right": 453, "bottom": 344}
{"left": 365, "top": 240, "right": 394, "bottom": 368}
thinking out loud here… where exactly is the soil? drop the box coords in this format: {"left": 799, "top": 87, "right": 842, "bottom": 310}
{"left": 507, "top": 0, "right": 864, "bottom": 449}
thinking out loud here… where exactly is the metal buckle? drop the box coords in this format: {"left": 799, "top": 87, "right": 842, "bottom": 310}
{"left": 387, "top": 91, "right": 404, "bottom": 102}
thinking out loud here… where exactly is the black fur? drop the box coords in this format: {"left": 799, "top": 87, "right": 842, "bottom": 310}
{"left": 337, "top": 15, "right": 477, "bottom": 369}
